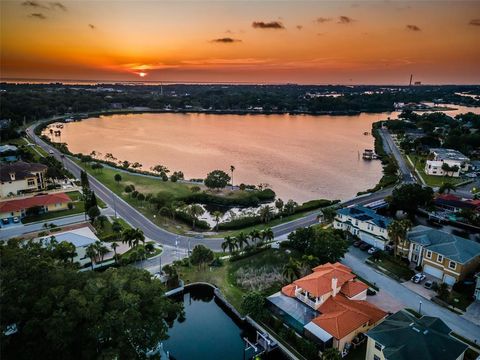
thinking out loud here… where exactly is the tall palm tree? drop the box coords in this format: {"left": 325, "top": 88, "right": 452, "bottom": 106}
{"left": 282, "top": 258, "right": 301, "bottom": 282}
{"left": 86, "top": 244, "right": 97, "bottom": 270}
{"left": 249, "top": 229, "right": 261, "bottom": 247}
{"left": 222, "top": 236, "right": 237, "bottom": 254}
{"left": 439, "top": 182, "right": 456, "bottom": 194}
{"left": 111, "top": 242, "right": 119, "bottom": 263}
{"left": 187, "top": 204, "right": 205, "bottom": 230}
{"left": 261, "top": 227, "right": 274, "bottom": 244}
{"left": 212, "top": 211, "right": 223, "bottom": 231}
{"left": 235, "top": 232, "right": 249, "bottom": 250}
{"left": 259, "top": 205, "right": 273, "bottom": 224}
{"left": 230, "top": 165, "right": 235, "bottom": 190}
{"left": 387, "top": 219, "right": 412, "bottom": 258}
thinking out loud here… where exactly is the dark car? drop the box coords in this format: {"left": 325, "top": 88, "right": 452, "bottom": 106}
{"left": 360, "top": 243, "right": 371, "bottom": 251}
{"left": 353, "top": 240, "right": 363, "bottom": 247}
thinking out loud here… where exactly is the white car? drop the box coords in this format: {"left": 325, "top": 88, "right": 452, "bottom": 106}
{"left": 48, "top": 150, "right": 54, "bottom": 155}
{"left": 367, "top": 247, "right": 378, "bottom": 255}
{"left": 411, "top": 273, "right": 426, "bottom": 284}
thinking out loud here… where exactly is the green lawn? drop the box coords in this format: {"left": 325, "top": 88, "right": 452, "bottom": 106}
{"left": 22, "top": 202, "right": 85, "bottom": 224}
{"left": 367, "top": 254, "right": 414, "bottom": 281}
{"left": 407, "top": 154, "right": 465, "bottom": 187}
{"left": 176, "top": 248, "right": 294, "bottom": 313}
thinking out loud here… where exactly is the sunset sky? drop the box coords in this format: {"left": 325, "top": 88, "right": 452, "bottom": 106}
{"left": 1, "top": 0, "right": 479, "bottom": 84}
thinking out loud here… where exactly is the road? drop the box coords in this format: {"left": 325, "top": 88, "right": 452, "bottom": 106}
{"left": 342, "top": 249, "right": 480, "bottom": 343}
{"left": 25, "top": 120, "right": 397, "bottom": 252}
{"left": 379, "top": 128, "right": 415, "bottom": 183}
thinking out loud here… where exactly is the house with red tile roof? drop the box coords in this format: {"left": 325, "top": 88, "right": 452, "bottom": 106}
{"left": 0, "top": 192, "right": 71, "bottom": 226}
{"left": 268, "top": 262, "right": 387, "bottom": 353}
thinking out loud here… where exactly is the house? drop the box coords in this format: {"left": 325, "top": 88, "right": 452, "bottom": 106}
{"left": 366, "top": 310, "right": 468, "bottom": 360}
{"left": 0, "top": 161, "right": 47, "bottom": 198}
{"left": 268, "top": 263, "right": 387, "bottom": 353}
{"left": 0, "top": 192, "right": 71, "bottom": 226}
{"left": 38, "top": 226, "right": 99, "bottom": 267}
{"left": 406, "top": 225, "right": 480, "bottom": 285}
{"left": 424, "top": 148, "right": 470, "bottom": 177}
{"left": 333, "top": 206, "right": 391, "bottom": 250}
{"left": 434, "top": 194, "right": 479, "bottom": 213}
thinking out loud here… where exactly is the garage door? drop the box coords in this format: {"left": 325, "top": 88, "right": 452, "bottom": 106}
{"left": 359, "top": 234, "right": 385, "bottom": 250}
{"left": 443, "top": 274, "right": 456, "bottom": 286}
{"left": 424, "top": 264, "right": 444, "bottom": 279}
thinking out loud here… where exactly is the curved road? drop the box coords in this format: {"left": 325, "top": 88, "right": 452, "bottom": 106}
{"left": 26, "top": 120, "right": 394, "bottom": 251}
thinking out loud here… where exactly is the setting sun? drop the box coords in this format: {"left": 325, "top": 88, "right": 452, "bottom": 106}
{"left": 138, "top": 72, "right": 147, "bottom": 78}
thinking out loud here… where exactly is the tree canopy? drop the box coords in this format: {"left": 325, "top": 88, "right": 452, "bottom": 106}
{"left": 204, "top": 170, "right": 231, "bottom": 190}
{"left": 388, "top": 183, "right": 434, "bottom": 216}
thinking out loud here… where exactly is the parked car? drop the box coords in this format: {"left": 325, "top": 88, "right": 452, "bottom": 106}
{"left": 423, "top": 280, "right": 435, "bottom": 289}
{"left": 411, "top": 273, "right": 426, "bottom": 284}
{"left": 360, "top": 243, "right": 371, "bottom": 251}
{"left": 353, "top": 240, "right": 363, "bottom": 247}
{"left": 367, "top": 247, "right": 378, "bottom": 255}
{"left": 12, "top": 217, "right": 19, "bottom": 223}
{"left": 49, "top": 149, "right": 54, "bottom": 155}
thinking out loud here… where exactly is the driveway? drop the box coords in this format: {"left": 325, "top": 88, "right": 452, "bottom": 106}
{"left": 464, "top": 301, "right": 480, "bottom": 326}
{"left": 342, "top": 251, "right": 480, "bottom": 343}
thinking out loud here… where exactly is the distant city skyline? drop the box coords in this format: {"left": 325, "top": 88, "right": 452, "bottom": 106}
{"left": 1, "top": 0, "right": 480, "bottom": 84}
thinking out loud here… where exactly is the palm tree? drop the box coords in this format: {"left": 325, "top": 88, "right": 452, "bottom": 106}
{"left": 212, "top": 211, "right": 223, "bottom": 231}
{"left": 249, "top": 229, "right": 261, "bottom": 247}
{"left": 387, "top": 219, "right": 412, "bottom": 258}
{"left": 235, "top": 232, "right": 249, "bottom": 250}
{"left": 86, "top": 244, "right": 97, "bottom": 270}
{"left": 261, "top": 227, "right": 274, "bottom": 244}
{"left": 111, "top": 242, "right": 119, "bottom": 263}
{"left": 112, "top": 221, "right": 122, "bottom": 240}
{"left": 222, "top": 236, "right": 237, "bottom": 254}
{"left": 230, "top": 165, "right": 235, "bottom": 190}
{"left": 259, "top": 205, "right": 273, "bottom": 224}
{"left": 187, "top": 204, "right": 205, "bottom": 230}
{"left": 439, "top": 182, "right": 456, "bottom": 194}
{"left": 282, "top": 258, "right": 301, "bottom": 282}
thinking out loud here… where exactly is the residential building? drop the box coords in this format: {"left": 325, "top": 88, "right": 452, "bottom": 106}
{"left": 406, "top": 225, "right": 480, "bottom": 285}
{"left": 0, "top": 161, "right": 47, "bottom": 198}
{"left": 268, "top": 263, "right": 387, "bottom": 353}
{"left": 475, "top": 273, "right": 480, "bottom": 301}
{"left": 366, "top": 310, "right": 468, "bottom": 360}
{"left": 0, "top": 192, "right": 71, "bottom": 226}
{"left": 434, "top": 194, "right": 479, "bottom": 213}
{"left": 38, "top": 226, "right": 99, "bottom": 267}
{"left": 425, "top": 148, "right": 470, "bottom": 177}
{"left": 333, "top": 206, "right": 391, "bottom": 250}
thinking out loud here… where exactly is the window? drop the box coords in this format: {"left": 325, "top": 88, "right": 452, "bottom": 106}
{"left": 27, "top": 179, "right": 35, "bottom": 186}
{"left": 426, "top": 250, "right": 432, "bottom": 259}
{"left": 374, "top": 342, "right": 382, "bottom": 351}
{"left": 374, "top": 356, "right": 381, "bottom": 360}
{"left": 437, "top": 254, "right": 444, "bottom": 263}
{"left": 448, "top": 261, "right": 456, "bottom": 270}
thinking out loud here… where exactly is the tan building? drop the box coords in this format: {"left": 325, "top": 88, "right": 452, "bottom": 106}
{"left": 406, "top": 226, "right": 480, "bottom": 285}
{"left": 366, "top": 310, "right": 468, "bottom": 360}
{"left": 0, "top": 161, "right": 47, "bottom": 198}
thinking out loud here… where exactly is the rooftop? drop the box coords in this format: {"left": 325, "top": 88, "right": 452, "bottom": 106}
{"left": 337, "top": 205, "right": 392, "bottom": 229}
{"left": 366, "top": 310, "right": 468, "bottom": 360}
{"left": 0, "top": 161, "right": 47, "bottom": 182}
{"left": 0, "top": 193, "right": 71, "bottom": 213}
{"left": 408, "top": 225, "right": 480, "bottom": 264}
{"left": 40, "top": 226, "right": 99, "bottom": 248}
{"left": 430, "top": 148, "right": 469, "bottom": 162}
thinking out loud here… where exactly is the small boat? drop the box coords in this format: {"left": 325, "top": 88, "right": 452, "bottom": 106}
{"left": 362, "top": 149, "right": 374, "bottom": 160}
{"left": 363, "top": 131, "right": 370, "bottom": 135}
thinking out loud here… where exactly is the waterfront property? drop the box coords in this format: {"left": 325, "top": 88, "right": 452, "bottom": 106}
{"left": 37, "top": 225, "right": 99, "bottom": 267}
{"left": 0, "top": 192, "right": 71, "bottom": 227}
{"left": 333, "top": 206, "right": 391, "bottom": 250}
{"left": 0, "top": 161, "right": 47, "bottom": 198}
{"left": 405, "top": 225, "right": 480, "bottom": 285}
{"left": 424, "top": 148, "right": 470, "bottom": 177}
{"left": 268, "top": 262, "right": 387, "bottom": 353}
{"left": 366, "top": 310, "right": 468, "bottom": 360}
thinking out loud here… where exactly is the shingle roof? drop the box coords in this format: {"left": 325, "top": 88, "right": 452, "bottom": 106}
{"left": 0, "top": 193, "right": 71, "bottom": 213}
{"left": 408, "top": 225, "right": 480, "bottom": 264}
{"left": 337, "top": 206, "right": 392, "bottom": 229}
{"left": 0, "top": 161, "right": 47, "bottom": 182}
{"left": 366, "top": 310, "right": 468, "bottom": 360}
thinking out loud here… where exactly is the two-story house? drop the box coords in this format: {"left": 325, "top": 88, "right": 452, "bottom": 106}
{"left": 424, "top": 148, "right": 470, "bottom": 177}
{"left": 406, "top": 226, "right": 480, "bottom": 285}
{"left": 333, "top": 206, "right": 391, "bottom": 250}
{"left": 366, "top": 310, "right": 468, "bottom": 360}
{"left": 268, "top": 263, "right": 387, "bottom": 353}
{"left": 0, "top": 161, "right": 47, "bottom": 198}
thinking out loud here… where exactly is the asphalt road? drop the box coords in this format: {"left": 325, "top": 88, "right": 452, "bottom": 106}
{"left": 379, "top": 128, "right": 415, "bottom": 183}
{"left": 26, "top": 121, "right": 398, "bottom": 251}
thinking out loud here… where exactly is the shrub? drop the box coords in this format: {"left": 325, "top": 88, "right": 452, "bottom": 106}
{"left": 294, "top": 199, "right": 338, "bottom": 213}
{"left": 67, "top": 202, "right": 74, "bottom": 210}
{"left": 174, "top": 211, "right": 210, "bottom": 230}
{"left": 218, "top": 215, "right": 263, "bottom": 230}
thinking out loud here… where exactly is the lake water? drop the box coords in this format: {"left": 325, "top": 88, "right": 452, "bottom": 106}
{"left": 51, "top": 104, "right": 480, "bottom": 202}
{"left": 163, "top": 285, "right": 285, "bottom": 360}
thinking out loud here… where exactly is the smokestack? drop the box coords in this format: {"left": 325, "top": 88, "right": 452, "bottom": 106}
{"left": 332, "top": 277, "right": 338, "bottom": 297}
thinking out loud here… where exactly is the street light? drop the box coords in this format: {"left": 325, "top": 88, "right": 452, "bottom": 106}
{"left": 419, "top": 300, "right": 423, "bottom": 315}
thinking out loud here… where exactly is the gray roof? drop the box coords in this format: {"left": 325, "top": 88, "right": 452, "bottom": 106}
{"left": 0, "top": 161, "right": 47, "bottom": 182}
{"left": 408, "top": 225, "right": 480, "bottom": 264}
{"left": 337, "top": 206, "right": 392, "bottom": 229}
{"left": 367, "top": 310, "right": 468, "bottom": 360}
{"left": 430, "top": 148, "right": 469, "bottom": 162}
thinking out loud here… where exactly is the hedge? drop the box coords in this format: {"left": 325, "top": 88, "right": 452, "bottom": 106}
{"left": 175, "top": 210, "right": 210, "bottom": 230}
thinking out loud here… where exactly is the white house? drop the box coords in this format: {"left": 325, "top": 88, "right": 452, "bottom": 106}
{"left": 424, "top": 148, "right": 470, "bottom": 177}
{"left": 333, "top": 206, "right": 391, "bottom": 250}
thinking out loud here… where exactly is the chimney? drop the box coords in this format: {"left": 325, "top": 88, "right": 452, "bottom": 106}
{"left": 332, "top": 277, "right": 338, "bottom": 297}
